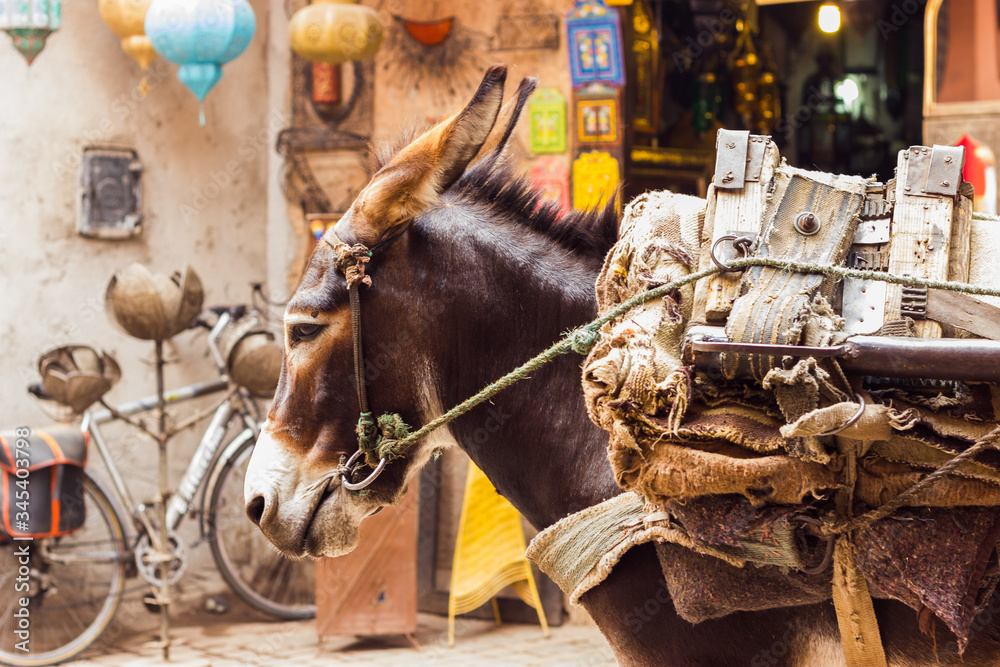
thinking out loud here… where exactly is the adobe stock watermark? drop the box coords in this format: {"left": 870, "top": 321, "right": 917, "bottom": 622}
{"left": 749, "top": 618, "right": 805, "bottom": 667}
{"left": 772, "top": 86, "right": 835, "bottom": 140}
{"left": 178, "top": 109, "right": 290, "bottom": 224}
{"left": 51, "top": 59, "right": 173, "bottom": 179}
{"left": 671, "top": 9, "right": 738, "bottom": 71}
{"left": 624, "top": 577, "right": 672, "bottom": 633}
{"left": 10, "top": 426, "right": 33, "bottom": 654}
{"left": 940, "top": 591, "right": 1000, "bottom": 656}
{"left": 876, "top": 0, "right": 927, "bottom": 40}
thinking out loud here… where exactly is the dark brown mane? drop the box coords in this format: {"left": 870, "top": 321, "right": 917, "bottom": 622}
{"left": 450, "top": 156, "right": 620, "bottom": 259}
{"left": 371, "top": 134, "right": 619, "bottom": 260}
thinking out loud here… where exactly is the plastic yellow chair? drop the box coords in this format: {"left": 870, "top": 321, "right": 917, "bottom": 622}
{"left": 448, "top": 460, "right": 550, "bottom": 646}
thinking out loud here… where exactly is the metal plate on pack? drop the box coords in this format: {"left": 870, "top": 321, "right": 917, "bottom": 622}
{"left": 745, "top": 135, "right": 769, "bottom": 182}
{"left": 903, "top": 146, "right": 932, "bottom": 197}
{"left": 714, "top": 129, "right": 749, "bottom": 189}
{"left": 843, "top": 277, "right": 887, "bottom": 334}
{"left": 924, "top": 145, "right": 965, "bottom": 197}
{"left": 853, "top": 217, "right": 890, "bottom": 244}
{"left": 903, "top": 145, "right": 964, "bottom": 198}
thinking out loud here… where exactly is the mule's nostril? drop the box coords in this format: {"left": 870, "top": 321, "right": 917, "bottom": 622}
{"left": 246, "top": 495, "right": 266, "bottom": 527}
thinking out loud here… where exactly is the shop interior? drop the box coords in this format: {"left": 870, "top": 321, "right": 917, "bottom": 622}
{"left": 622, "top": 0, "right": 926, "bottom": 199}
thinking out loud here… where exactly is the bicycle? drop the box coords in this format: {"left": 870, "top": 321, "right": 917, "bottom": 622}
{"left": 0, "top": 306, "right": 315, "bottom": 667}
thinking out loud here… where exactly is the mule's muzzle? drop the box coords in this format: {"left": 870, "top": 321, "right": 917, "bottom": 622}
{"left": 245, "top": 426, "right": 369, "bottom": 558}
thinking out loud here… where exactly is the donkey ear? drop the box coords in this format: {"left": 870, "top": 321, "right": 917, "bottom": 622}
{"left": 342, "top": 64, "right": 508, "bottom": 247}
{"left": 470, "top": 76, "right": 538, "bottom": 166}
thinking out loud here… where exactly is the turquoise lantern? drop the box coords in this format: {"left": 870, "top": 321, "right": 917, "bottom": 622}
{"left": 145, "top": 0, "right": 255, "bottom": 125}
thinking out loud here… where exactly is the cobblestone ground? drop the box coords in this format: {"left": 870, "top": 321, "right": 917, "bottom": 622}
{"left": 71, "top": 609, "right": 617, "bottom": 667}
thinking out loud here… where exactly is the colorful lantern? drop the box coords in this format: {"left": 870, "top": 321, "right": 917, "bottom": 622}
{"left": 98, "top": 0, "right": 157, "bottom": 92}
{"left": 0, "top": 0, "right": 61, "bottom": 65}
{"left": 145, "top": 0, "right": 256, "bottom": 125}
{"left": 289, "top": 0, "right": 384, "bottom": 64}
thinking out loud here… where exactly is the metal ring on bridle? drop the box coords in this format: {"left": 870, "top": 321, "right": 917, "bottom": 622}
{"left": 340, "top": 449, "right": 387, "bottom": 491}
{"left": 815, "top": 393, "right": 867, "bottom": 437}
{"left": 710, "top": 235, "right": 754, "bottom": 272}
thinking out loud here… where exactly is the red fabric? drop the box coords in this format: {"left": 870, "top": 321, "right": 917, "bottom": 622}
{"left": 958, "top": 134, "right": 987, "bottom": 195}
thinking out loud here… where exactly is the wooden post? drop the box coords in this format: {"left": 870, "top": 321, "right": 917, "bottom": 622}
{"left": 887, "top": 146, "right": 972, "bottom": 338}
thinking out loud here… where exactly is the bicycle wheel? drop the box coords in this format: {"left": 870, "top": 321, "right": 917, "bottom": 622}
{"left": 207, "top": 437, "right": 316, "bottom": 620}
{"left": 0, "top": 474, "right": 128, "bottom": 666}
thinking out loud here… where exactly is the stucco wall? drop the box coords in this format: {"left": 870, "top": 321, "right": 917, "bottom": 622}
{"left": 0, "top": 0, "right": 276, "bottom": 607}
{"left": 0, "top": 0, "right": 273, "bottom": 426}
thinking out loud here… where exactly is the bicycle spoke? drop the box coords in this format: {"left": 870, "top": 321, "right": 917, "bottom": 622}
{"left": 0, "top": 476, "right": 126, "bottom": 665}
{"left": 208, "top": 439, "right": 315, "bottom": 618}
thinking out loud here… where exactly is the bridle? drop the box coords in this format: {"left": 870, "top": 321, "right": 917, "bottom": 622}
{"left": 324, "top": 232, "right": 392, "bottom": 492}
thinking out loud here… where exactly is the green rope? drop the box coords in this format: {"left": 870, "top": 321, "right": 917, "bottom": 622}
{"left": 358, "top": 257, "right": 1000, "bottom": 466}
{"left": 357, "top": 411, "right": 411, "bottom": 467}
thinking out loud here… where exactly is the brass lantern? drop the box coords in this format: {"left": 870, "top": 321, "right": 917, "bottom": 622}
{"left": 98, "top": 0, "right": 157, "bottom": 89}
{"left": 289, "top": 0, "right": 384, "bottom": 64}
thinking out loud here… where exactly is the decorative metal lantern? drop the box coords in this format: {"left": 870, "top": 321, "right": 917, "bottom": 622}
{"left": 98, "top": 0, "right": 157, "bottom": 91}
{"left": 145, "top": 0, "right": 256, "bottom": 125}
{"left": 0, "top": 0, "right": 61, "bottom": 65}
{"left": 289, "top": 0, "right": 384, "bottom": 64}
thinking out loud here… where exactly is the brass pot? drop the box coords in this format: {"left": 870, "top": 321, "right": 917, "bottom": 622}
{"left": 221, "top": 312, "right": 282, "bottom": 397}
{"left": 105, "top": 264, "right": 204, "bottom": 341}
{"left": 37, "top": 346, "right": 121, "bottom": 414}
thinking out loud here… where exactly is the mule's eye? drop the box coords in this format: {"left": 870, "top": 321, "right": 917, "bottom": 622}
{"left": 290, "top": 323, "right": 323, "bottom": 342}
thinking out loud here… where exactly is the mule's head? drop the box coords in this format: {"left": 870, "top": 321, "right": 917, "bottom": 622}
{"left": 244, "top": 65, "right": 537, "bottom": 558}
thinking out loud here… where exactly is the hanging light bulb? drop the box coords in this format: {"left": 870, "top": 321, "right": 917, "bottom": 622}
{"left": 818, "top": 4, "right": 841, "bottom": 33}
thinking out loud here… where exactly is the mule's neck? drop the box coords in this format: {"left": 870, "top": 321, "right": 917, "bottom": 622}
{"left": 372, "top": 205, "right": 621, "bottom": 529}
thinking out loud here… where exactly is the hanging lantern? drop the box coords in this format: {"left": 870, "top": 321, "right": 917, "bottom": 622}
{"left": 0, "top": 0, "right": 61, "bottom": 65}
{"left": 289, "top": 0, "right": 384, "bottom": 65}
{"left": 98, "top": 0, "right": 157, "bottom": 92}
{"left": 145, "top": 0, "right": 256, "bottom": 125}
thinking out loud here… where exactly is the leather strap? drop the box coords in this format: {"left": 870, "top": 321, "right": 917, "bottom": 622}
{"left": 348, "top": 283, "right": 370, "bottom": 417}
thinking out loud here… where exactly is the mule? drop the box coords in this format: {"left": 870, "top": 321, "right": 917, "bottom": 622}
{"left": 245, "top": 65, "right": 1000, "bottom": 666}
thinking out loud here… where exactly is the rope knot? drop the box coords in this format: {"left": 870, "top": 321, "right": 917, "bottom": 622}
{"left": 357, "top": 412, "right": 412, "bottom": 467}
{"left": 331, "top": 241, "right": 372, "bottom": 288}
{"left": 570, "top": 326, "right": 600, "bottom": 354}
{"left": 356, "top": 412, "right": 378, "bottom": 458}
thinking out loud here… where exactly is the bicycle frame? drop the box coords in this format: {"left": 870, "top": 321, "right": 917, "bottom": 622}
{"left": 78, "top": 312, "right": 264, "bottom": 545}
